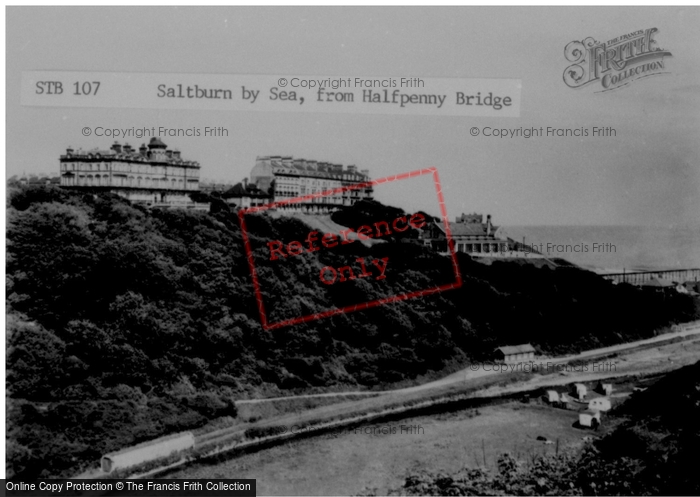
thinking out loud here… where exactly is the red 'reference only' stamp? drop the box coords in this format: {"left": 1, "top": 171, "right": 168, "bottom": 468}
{"left": 238, "top": 167, "right": 462, "bottom": 330}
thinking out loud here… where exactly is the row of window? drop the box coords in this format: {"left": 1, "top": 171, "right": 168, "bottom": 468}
{"left": 61, "top": 162, "right": 198, "bottom": 176}
{"left": 274, "top": 190, "right": 371, "bottom": 201}
{"left": 273, "top": 168, "right": 365, "bottom": 182}
{"left": 456, "top": 242, "right": 510, "bottom": 253}
{"left": 61, "top": 175, "right": 198, "bottom": 190}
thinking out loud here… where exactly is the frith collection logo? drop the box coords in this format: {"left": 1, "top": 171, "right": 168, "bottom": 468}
{"left": 563, "top": 28, "right": 672, "bottom": 92}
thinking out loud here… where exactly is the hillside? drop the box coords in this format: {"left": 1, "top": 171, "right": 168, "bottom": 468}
{"left": 268, "top": 211, "right": 379, "bottom": 247}
{"left": 5, "top": 186, "right": 699, "bottom": 478}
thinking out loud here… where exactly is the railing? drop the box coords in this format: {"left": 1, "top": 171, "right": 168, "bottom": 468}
{"left": 602, "top": 268, "right": 700, "bottom": 285}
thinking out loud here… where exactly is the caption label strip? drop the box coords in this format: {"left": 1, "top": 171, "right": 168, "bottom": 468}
{"left": 2, "top": 479, "right": 255, "bottom": 496}
{"left": 21, "top": 71, "right": 521, "bottom": 117}
{"left": 239, "top": 167, "right": 462, "bottom": 330}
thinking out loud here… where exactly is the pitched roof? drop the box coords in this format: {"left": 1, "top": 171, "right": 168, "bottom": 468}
{"left": 433, "top": 220, "right": 500, "bottom": 238}
{"left": 495, "top": 344, "right": 535, "bottom": 355}
{"left": 223, "top": 182, "right": 268, "bottom": 198}
{"left": 256, "top": 156, "right": 368, "bottom": 179}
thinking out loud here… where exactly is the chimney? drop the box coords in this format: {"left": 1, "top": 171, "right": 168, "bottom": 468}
{"left": 139, "top": 143, "right": 148, "bottom": 156}
{"left": 123, "top": 143, "right": 132, "bottom": 153}
{"left": 243, "top": 177, "right": 248, "bottom": 188}
{"left": 111, "top": 141, "right": 122, "bottom": 153}
{"left": 172, "top": 150, "right": 181, "bottom": 159}
{"left": 166, "top": 149, "right": 173, "bottom": 159}
{"left": 487, "top": 214, "right": 492, "bottom": 236}
{"left": 66, "top": 146, "right": 74, "bottom": 155}
{"left": 347, "top": 165, "right": 357, "bottom": 174}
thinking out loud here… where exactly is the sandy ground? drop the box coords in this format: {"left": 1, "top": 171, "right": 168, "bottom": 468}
{"left": 168, "top": 337, "right": 700, "bottom": 495}
{"left": 169, "top": 402, "right": 606, "bottom": 495}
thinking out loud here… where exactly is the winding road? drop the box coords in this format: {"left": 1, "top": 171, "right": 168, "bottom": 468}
{"left": 235, "top": 321, "right": 700, "bottom": 405}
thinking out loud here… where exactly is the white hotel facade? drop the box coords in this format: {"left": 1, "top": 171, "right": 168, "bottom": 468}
{"left": 59, "top": 137, "right": 201, "bottom": 205}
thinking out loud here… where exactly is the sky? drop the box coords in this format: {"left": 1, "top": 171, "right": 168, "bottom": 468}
{"left": 6, "top": 7, "right": 700, "bottom": 227}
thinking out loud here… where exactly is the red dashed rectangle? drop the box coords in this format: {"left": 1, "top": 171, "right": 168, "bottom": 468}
{"left": 238, "top": 167, "right": 461, "bottom": 330}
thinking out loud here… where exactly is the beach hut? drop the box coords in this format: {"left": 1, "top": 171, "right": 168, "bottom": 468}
{"left": 571, "top": 383, "right": 587, "bottom": 400}
{"left": 588, "top": 397, "right": 612, "bottom": 412}
{"left": 579, "top": 410, "right": 601, "bottom": 429}
{"left": 544, "top": 390, "right": 559, "bottom": 403}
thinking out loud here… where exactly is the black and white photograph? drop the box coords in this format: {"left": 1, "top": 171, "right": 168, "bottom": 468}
{"left": 4, "top": 5, "right": 700, "bottom": 496}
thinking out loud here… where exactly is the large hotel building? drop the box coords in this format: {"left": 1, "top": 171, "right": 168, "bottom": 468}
{"left": 225, "top": 155, "right": 374, "bottom": 211}
{"left": 59, "top": 138, "right": 201, "bottom": 205}
{"left": 59, "top": 142, "right": 372, "bottom": 212}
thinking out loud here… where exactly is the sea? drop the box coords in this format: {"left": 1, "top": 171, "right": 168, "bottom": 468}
{"left": 501, "top": 225, "right": 700, "bottom": 273}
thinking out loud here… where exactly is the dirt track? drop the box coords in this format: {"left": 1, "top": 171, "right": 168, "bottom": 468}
{"left": 236, "top": 321, "right": 700, "bottom": 404}
{"left": 163, "top": 326, "right": 700, "bottom": 489}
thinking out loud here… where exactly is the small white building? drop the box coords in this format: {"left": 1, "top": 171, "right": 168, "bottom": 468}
{"left": 588, "top": 397, "right": 612, "bottom": 412}
{"left": 544, "top": 390, "right": 559, "bottom": 403}
{"left": 101, "top": 431, "right": 195, "bottom": 473}
{"left": 571, "top": 383, "right": 587, "bottom": 400}
{"left": 579, "top": 410, "right": 601, "bottom": 428}
{"left": 494, "top": 344, "right": 536, "bottom": 363}
{"left": 595, "top": 381, "right": 613, "bottom": 396}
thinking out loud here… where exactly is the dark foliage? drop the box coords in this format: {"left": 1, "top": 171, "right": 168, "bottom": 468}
{"left": 6, "top": 186, "right": 699, "bottom": 478}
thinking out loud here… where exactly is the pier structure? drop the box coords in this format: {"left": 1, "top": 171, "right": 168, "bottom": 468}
{"left": 602, "top": 268, "right": 700, "bottom": 285}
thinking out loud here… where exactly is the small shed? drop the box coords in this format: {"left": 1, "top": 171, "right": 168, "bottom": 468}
{"left": 579, "top": 410, "right": 602, "bottom": 428}
{"left": 595, "top": 381, "right": 613, "bottom": 396}
{"left": 494, "top": 344, "right": 536, "bottom": 363}
{"left": 588, "top": 397, "right": 612, "bottom": 412}
{"left": 570, "top": 383, "right": 587, "bottom": 400}
{"left": 544, "top": 390, "right": 559, "bottom": 403}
